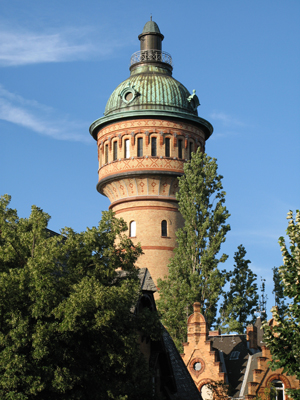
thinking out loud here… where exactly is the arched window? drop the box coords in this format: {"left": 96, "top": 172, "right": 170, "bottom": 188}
{"left": 99, "top": 148, "right": 102, "bottom": 167}
{"left": 178, "top": 139, "right": 183, "bottom": 159}
{"left": 200, "top": 384, "right": 213, "bottom": 400}
{"left": 129, "top": 221, "right": 136, "bottom": 237}
{"left": 105, "top": 144, "right": 109, "bottom": 164}
{"left": 189, "top": 141, "right": 193, "bottom": 160}
{"left": 165, "top": 138, "right": 170, "bottom": 157}
{"left": 137, "top": 137, "right": 143, "bottom": 157}
{"left": 124, "top": 139, "right": 130, "bottom": 158}
{"left": 271, "top": 380, "right": 285, "bottom": 400}
{"left": 161, "top": 220, "right": 167, "bottom": 237}
{"left": 113, "top": 141, "right": 118, "bottom": 161}
{"left": 151, "top": 137, "right": 157, "bottom": 156}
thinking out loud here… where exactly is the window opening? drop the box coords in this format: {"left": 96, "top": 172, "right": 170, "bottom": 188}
{"left": 113, "top": 141, "right": 118, "bottom": 161}
{"left": 178, "top": 139, "right": 183, "bottom": 159}
{"left": 99, "top": 149, "right": 102, "bottom": 167}
{"left": 151, "top": 137, "right": 157, "bottom": 157}
{"left": 124, "top": 139, "right": 130, "bottom": 158}
{"left": 229, "top": 351, "right": 240, "bottom": 360}
{"left": 129, "top": 221, "right": 136, "bottom": 237}
{"left": 271, "top": 380, "right": 284, "bottom": 400}
{"left": 161, "top": 220, "right": 167, "bottom": 237}
{"left": 165, "top": 138, "right": 170, "bottom": 157}
{"left": 201, "top": 384, "right": 214, "bottom": 400}
{"left": 105, "top": 144, "right": 109, "bottom": 164}
{"left": 189, "top": 141, "right": 193, "bottom": 160}
{"left": 137, "top": 137, "right": 143, "bottom": 157}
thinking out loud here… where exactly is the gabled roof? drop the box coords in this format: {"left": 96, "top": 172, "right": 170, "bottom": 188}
{"left": 138, "top": 268, "right": 157, "bottom": 292}
{"left": 162, "top": 329, "right": 201, "bottom": 400}
{"left": 209, "top": 334, "right": 251, "bottom": 398}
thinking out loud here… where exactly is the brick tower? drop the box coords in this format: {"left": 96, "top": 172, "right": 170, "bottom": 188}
{"left": 89, "top": 19, "right": 213, "bottom": 287}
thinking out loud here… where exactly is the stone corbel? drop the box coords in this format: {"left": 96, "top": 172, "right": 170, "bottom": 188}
{"left": 145, "top": 131, "right": 149, "bottom": 147}
{"left": 173, "top": 132, "right": 177, "bottom": 146}
{"left": 131, "top": 131, "right": 135, "bottom": 146}
{"left": 159, "top": 131, "right": 164, "bottom": 146}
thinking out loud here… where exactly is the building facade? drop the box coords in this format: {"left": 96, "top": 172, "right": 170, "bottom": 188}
{"left": 89, "top": 19, "right": 213, "bottom": 287}
{"left": 182, "top": 303, "right": 300, "bottom": 400}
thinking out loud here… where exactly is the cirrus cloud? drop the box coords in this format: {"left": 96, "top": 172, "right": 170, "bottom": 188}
{"left": 0, "top": 27, "right": 117, "bottom": 67}
{"left": 0, "top": 85, "right": 92, "bottom": 143}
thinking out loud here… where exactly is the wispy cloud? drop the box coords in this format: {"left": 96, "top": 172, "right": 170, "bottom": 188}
{"left": 210, "top": 112, "right": 245, "bottom": 128}
{"left": 231, "top": 228, "right": 281, "bottom": 241}
{"left": 0, "top": 85, "right": 92, "bottom": 143}
{"left": 0, "top": 27, "right": 115, "bottom": 66}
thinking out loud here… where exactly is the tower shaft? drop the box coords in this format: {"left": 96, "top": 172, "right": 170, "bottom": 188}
{"left": 90, "top": 20, "right": 213, "bottom": 288}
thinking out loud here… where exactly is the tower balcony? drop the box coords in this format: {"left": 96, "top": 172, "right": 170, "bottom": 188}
{"left": 130, "top": 50, "right": 173, "bottom": 67}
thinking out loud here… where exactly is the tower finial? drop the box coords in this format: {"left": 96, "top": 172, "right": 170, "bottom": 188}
{"left": 150, "top": 14, "right": 152, "bottom": 21}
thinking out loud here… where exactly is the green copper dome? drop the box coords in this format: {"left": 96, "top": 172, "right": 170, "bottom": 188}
{"left": 104, "top": 64, "right": 196, "bottom": 117}
{"left": 89, "top": 20, "right": 213, "bottom": 140}
{"left": 142, "top": 20, "right": 161, "bottom": 34}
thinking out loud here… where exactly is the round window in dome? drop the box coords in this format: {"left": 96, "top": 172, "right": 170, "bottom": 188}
{"left": 120, "top": 84, "right": 138, "bottom": 105}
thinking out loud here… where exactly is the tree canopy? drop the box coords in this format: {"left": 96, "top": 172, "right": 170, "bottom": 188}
{"left": 157, "top": 150, "right": 230, "bottom": 351}
{"left": 0, "top": 194, "right": 160, "bottom": 400}
{"left": 263, "top": 210, "right": 300, "bottom": 400}
{"left": 218, "top": 244, "right": 259, "bottom": 334}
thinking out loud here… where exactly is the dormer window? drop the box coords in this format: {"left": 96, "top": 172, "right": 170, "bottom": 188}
{"left": 229, "top": 351, "right": 240, "bottom": 360}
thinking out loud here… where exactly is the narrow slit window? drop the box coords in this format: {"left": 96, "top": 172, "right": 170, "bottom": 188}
{"left": 165, "top": 138, "right": 170, "bottom": 157}
{"left": 189, "top": 141, "right": 193, "bottom": 160}
{"left": 178, "top": 139, "right": 183, "bottom": 159}
{"left": 124, "top": 139, "right": 130, "bottom": 158}
{"left": 99, "top": 148, "right": 102, "bottom": 167}
{"left": 151, "top": 137, "right": 157, "bottom": 157}
{"left": 113, "top": 141, "right": 118, "bottom": 161}
{"left": 105, "top": 144, "right": 109, "bottom": 164}
{"left": 161, "top": 220, "right": 167, "bottom": 237}
{"left": 129, "top": 221, "right": 136, "bottom": 237}
{"left": 137, "top": 137, "right": 143, "bottom": 157}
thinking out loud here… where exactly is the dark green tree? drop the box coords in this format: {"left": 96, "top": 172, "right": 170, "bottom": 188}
{"left": 0, "top": 194, "right": 160, "bottom": 400}
{"left": 218, "top": 245, "right": 259, "bottom": 334}
{"left": 263, "top": 210, "right": 300, "bottom": 400}
{"left": 157, "top": 150, "right": 230, "bottom": 351}
{"left": 258, "top": 277, "right": 268, "bottom": 321}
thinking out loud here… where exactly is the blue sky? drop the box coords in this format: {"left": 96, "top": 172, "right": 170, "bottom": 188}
{"left": 1, "top": 0, "right": 299, "bottom": 317}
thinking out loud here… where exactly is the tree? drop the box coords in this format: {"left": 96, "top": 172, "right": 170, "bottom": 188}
{"left": 157, "top": 150, "right": 230, "bottom": 351}
{"left": 218, "top": 245, "right": 259, "bottom": 334}
{"left": 0, "top": 194, "right": 160, "bottom": 400}
{"left": 258, "top": 277, "right": 268, "bottom": 321}
{"left": 263, "top": 210, "right": 300, "bottom": 400}
{"left": 272, "top": 266, "right": 287, "bottom": 318}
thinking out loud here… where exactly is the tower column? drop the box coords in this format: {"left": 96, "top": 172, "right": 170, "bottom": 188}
{"left": 89, "top": 20, "right": 213, "bottom": 289}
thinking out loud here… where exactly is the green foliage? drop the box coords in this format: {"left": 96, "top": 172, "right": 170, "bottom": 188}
{"left": 263, "top": 210, "right": 300, "bottom": 400}
{"left": 272, "top": 266, "right": 287, "bottom": 318}
{"left": 0, "top": 194, "right": 160, "bottom": 400}
{"left": 157, "top": 150, "right": 230, "bottom": 351}
{"left": 218, "top": 245, "right": 259, "bottom": 334}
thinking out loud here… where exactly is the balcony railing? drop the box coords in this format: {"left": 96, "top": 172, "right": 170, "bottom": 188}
{"left": 130, "top": 50, "right": 173, "bottom": 67}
